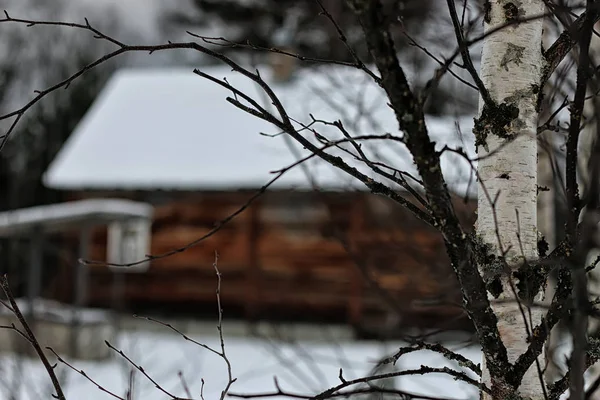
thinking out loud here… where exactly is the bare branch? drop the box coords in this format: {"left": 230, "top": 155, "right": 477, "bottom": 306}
{"left": 346, "top": 0, "right": 509, "bottom": 379}
{"left": 445, "top": 0, "right": 492, "bottom": 106}
{"left": 177, "top": 371, "right": 193, "bottom": 400}
{"left": 543, "top": 8, "right": 600, "bottom": 86}
{"left": 312, "top": 365, "right": 488, "bottom": 399}
{"left": 47, "top": 348, "right": 126, "bottom": 400}
{"left": 313, "top": 0, "right": 381, "bottom": 83}
{"left": 385, "top": 341, "right": 481, "bottom": 376}
{"left": 132, "top": 253, "right": 237, "bottom": 399}
{"left": 230, "top": 385, "right": 468, "bottom": 400}
{"left": 105, "top": 340, "right": 192, "bottom": 400}
{"left": 0, "top": 275, "right": 66, "bottom": 400}
{"left": 213, "top": 252, "right": 237, "bottom": 400}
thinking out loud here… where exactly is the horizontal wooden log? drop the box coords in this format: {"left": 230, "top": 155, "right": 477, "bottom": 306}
{"left": 60, "top": 190, "right": 473, "bottom": 331}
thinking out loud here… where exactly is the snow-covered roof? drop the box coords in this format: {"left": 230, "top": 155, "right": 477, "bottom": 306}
{"left": 43, "top": 65, "right": 476, "bottom": 195}
{"left": 0, "top": 199, "right": 152, "bottom": 236}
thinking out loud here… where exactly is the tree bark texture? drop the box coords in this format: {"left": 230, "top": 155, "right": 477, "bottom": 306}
{"left": 477, "top": 0, "right": 545, "bottom": 398}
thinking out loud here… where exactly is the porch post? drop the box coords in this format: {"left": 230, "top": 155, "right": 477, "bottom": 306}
{"left": 71, "top": 224, "right": 91, "bottom": 357}
{"left": 74, "top": 225, "right": 91, "bottom": 309}
{"left": 27, "top": 228, "right": 44, "bottom": 320}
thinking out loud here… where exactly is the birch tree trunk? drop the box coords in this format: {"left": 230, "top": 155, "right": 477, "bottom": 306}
{"left": 476, "top": 1, "right": 545, "bottom": 398}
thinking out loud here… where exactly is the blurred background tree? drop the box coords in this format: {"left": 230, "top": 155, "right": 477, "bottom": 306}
{"left": 164, "top": 0, "right": 432, "bottom": 62}
{"left": 162, "top": 0, "right": 479, "bottom": 116}
{"left": 0, "top": 0, "right": 162, "bottom": 293}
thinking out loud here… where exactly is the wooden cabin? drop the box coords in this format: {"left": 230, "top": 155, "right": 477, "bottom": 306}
{"left": 43, "top": 66, "right": 478, "bottom": 334}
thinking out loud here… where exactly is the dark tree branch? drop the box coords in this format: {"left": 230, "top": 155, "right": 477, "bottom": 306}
{"left": 548, "top": 338, "right": 600, "bottom": 400}
{"left": 563, "top": 4, "right": 598, "bottom": 396}
{"left": 402, "top": 30, "right": 479, "bottom": 93}
{"left": 586, "top": 373, "right": 600, "bottom": 400}
{"left": 445, "top": 0, "right": 492, "bottom": 106}
{"left": 511, "top": 265, "right": 572, "bottom": 387}
{"left": 0, "top": 275, "right": 66, "bottom": 400}
{"left": 345, "top": 0, "right": 509, "bottom": 381}
{"left": 313, "top": 0, "right": 381, "bottom": 83}
{"left": 542, "top": 8, "right": 600, "bottom": 87}
{"left": 106, "top": 339, "right": 192, "bottom": 400}
{"left": 47, "top": 348, "right": 126, "bottom": 400}
{"left": 423, "top": 12, "right": 550, "bottom": 105}
{"left": 230, "top": 383, "right": 467, "bottom": 400}
{"left": 385, "top": 341, "right": 481, "bottom": 376}
{"left": 311, "top": 365, "right": 488, "bottom": 399}
{"left": 185, "top": 31, "right": 367, "bottom": 70}
{"left": 564, "top": 13, "right": 597, "bottom": 249}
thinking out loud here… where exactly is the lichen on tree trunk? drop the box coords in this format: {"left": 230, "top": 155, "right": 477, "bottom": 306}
{"left": 476, "top": 0, "right": 546, "bottom": 398}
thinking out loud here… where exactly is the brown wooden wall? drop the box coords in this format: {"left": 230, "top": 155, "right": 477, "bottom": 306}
{"left": 55, "top": 190, "right": 476, "bottom": 333}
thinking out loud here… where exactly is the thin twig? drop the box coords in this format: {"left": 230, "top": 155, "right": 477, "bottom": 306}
{"left": 445, "top": 0, "right": 492, "bottom": 106}
{"left": 47, "top": 348, "right": 125, "bottom": 400}
{"left": 105, "top": 340, "right": 191, "bottom": 400}
{"left": 313, "top": 0, "right": 380, "bottom": 84}
{"left": 133, "top": 253, "right": 237, "bottom": 399}
{"left": 133, "top": 315, "right": 221, "bottom": 357}
{"left": 0, "top": 275, "right": 66, "bottom": 400}
{"left": 177, "top": 371, "right": 193, "bottom": 400}
{"left": 213, "top": 252, "right": 237, "bottom": 400}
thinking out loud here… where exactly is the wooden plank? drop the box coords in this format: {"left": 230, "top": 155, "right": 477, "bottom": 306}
{"left": 74, "top": 226, "right": 91, "bottom": 308}
{"left": 348, "top": 195, "right": 365, "bottom": 326}
{"left": 64, "top": 190, "right": 474, "bottom": 331}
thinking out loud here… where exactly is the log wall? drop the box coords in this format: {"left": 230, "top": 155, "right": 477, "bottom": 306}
{"left": 55, "top": 190, "right": 475, "bottom": 333}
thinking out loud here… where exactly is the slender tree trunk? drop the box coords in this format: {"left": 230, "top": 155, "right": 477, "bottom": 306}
{"left": 574, "top": 23, "right": 600, "bottom": 399}
{"left": 477, "top": 1, "right": 545, "bottom": 398}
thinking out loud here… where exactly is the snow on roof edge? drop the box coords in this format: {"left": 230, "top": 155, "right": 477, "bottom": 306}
{"left": 43, "top": 66, "right": 477, "bottom": 196}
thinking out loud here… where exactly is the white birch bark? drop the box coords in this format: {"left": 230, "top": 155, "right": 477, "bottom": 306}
{"left": 477, "top": 0, "right": 545, "bottom": 398}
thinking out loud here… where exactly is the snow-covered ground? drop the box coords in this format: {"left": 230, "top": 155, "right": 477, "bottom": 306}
{"left": 0, "top": 324, "right": 480, "bottom": 400}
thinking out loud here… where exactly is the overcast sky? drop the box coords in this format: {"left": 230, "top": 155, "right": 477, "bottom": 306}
{"left": 1, "top": 0, "right": 190, "bottom": 43}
